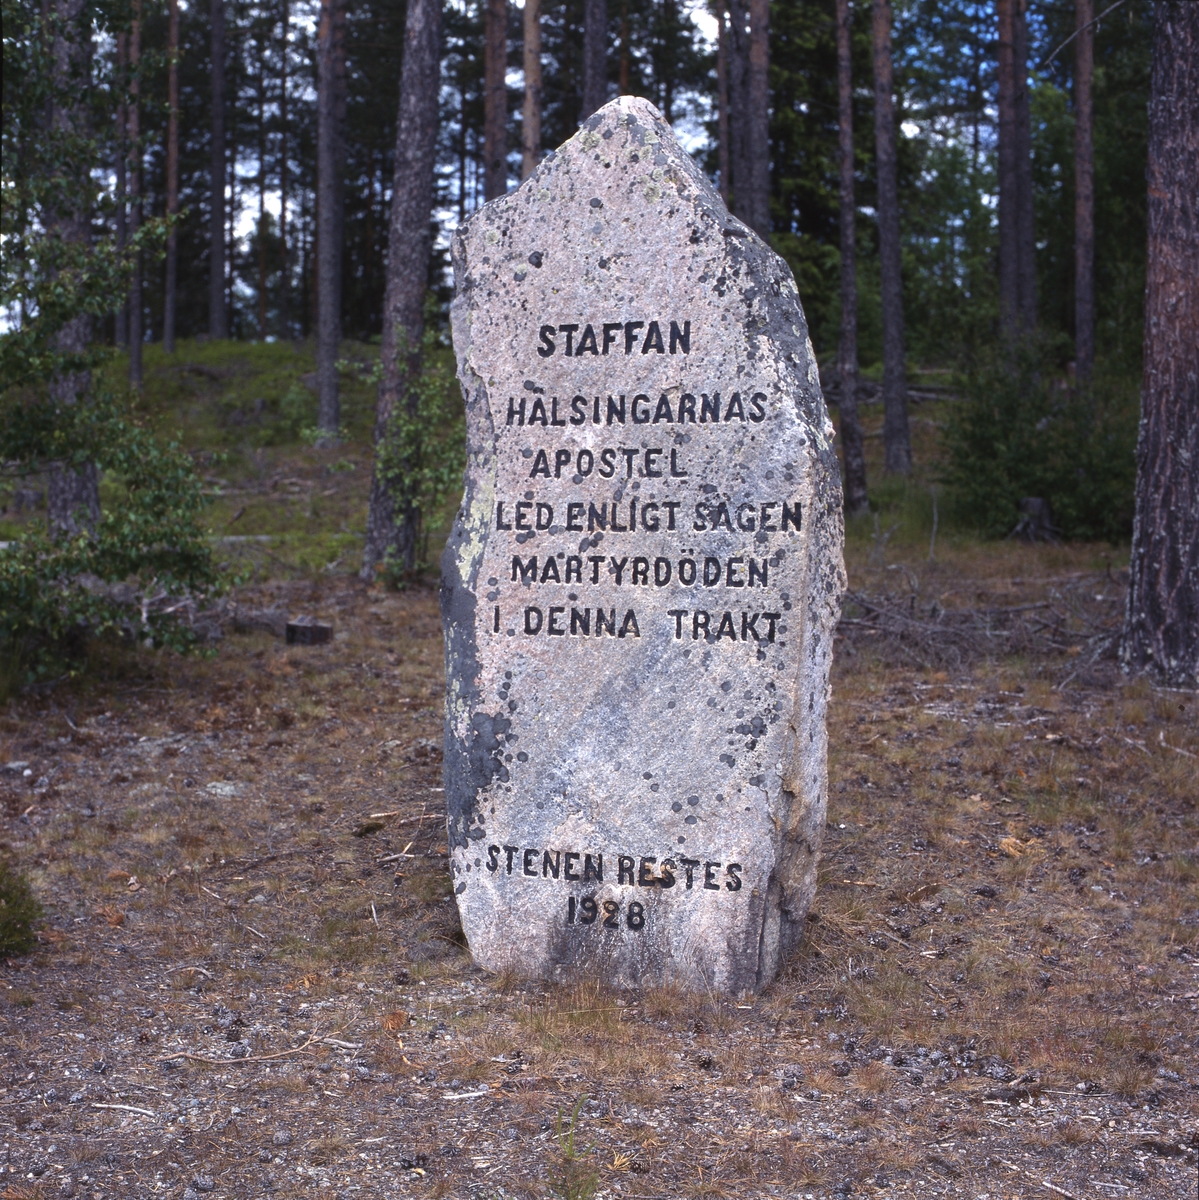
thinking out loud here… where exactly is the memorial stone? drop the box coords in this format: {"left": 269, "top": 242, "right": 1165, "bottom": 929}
{"left": 441, "top": 96, "right": 845, "bottom": 994}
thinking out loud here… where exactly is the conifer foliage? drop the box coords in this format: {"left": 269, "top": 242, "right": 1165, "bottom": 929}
{"left": 1, "top": 0, "right": 1175, "bottom": 615}
{"left": 2, "top": 0, "right": 220, "bottom": 685}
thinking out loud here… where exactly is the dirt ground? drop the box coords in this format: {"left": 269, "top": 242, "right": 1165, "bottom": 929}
{"left": 2, "top": 540, "right": 1197, "bottom": 1200}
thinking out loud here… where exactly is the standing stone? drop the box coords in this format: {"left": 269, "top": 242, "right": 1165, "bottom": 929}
{"left": 441, "top": 96, "right": 845, "bottom": 995}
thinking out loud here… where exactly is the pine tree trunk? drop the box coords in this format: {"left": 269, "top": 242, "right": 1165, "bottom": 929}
{"left": 128, "top": 2, "right": 143, "bottom": 385}
{"left": 1119, "top": 0, "right": 1199, "bottom": 688}
{"left": 228, "top": 130, "right": 238, "bottom": 324}
{"left": 257, "top": 38, "right": 268, "bottom": 341}
{"left": 582, "top": 0, "right": 607, "bottom": 119}
{"left": 837, "top": 0, "right": 868, "bottom": 513}
{"left": 279, "top": 0, "right": 290, "bottom": 339}
{"left": 619, "top": 0, "right": 630, "bottom": 93}
{"left": 164, "top": 0, "right": 179, "bottom": 354}
{"left": 726, "top": 0, "right": 751, "bottom": 223}
{"left": 1073, "top": 0, "right": 1094, "bottom": 381}
{"left": 716, "top": 3, "right": 730, "bottom": 204}
{"left": 362, "top": 0, "right": 442, "bottom": 580}
{"left": 209, "top": 0, "right": 227, "bottom": 339}
{"left": 316, "top": 0, "right": 347, "bottom": 438}
{"left": 47, "top": 0, "right": 101, "bottom": 536}
{"left": 996, "top": 0, "right": 1019, "bottom": 339}
{"left": 872, "top": 0, "right": 910, "bottom": 475}
{"left": 208, "top": 0, "right": 226, "bottom": 343}
{"left": 115, "top": 33, "right": 128, "bottom": 348}
{"left": 745, "top": 0, "right": 770, "bottom": 237}
{"left": 1014, "top": 0, "right": 1036, "bottom": 332}
{"left": 484, "top": 0, "right": 507, "bottom": 197}
{"left": 521, "top": 0, "right": 541, "bottom": 179}
{"left": 662, "top": 0, "right": 677, "bottom": 123}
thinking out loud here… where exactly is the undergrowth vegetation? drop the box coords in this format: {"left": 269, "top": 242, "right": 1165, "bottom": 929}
{"left": 942, "top": 355, "right": 1140, "bottom": 541}
{"left": 0, "top": 857, "right": 41, "bottom": 956}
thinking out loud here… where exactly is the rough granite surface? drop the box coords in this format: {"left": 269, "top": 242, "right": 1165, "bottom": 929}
{"left": 441, "top": 96, "right": 845, "bottom": 994}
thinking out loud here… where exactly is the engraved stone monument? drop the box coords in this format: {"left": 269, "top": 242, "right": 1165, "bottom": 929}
{"left": 441, "top": 96, "right": 845, "bottom": 994}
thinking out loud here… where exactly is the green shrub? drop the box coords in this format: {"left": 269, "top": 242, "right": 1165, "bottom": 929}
{"left": 549, "top": 1095, "right": 599, "bottom": 1200}
{"left": 278, "top": 381, "right": 317, "bottom": 440}
{"left": 352, "top": 338, "right": 466, "bottom": 580}
{"left": 942, "top": 355, "right": 1139, "bottom": 541}
{"left": 0, "top": 385, "right": 223, "bottom": 687}
{"left": 0, "top": 859, "right": 41, "bottom": 957}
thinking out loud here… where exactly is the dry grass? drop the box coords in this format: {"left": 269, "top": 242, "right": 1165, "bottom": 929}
{"left": 0, "top": 527, "right": 1196, "bottom": 1195}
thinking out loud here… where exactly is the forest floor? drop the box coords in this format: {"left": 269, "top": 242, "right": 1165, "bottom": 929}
{"left": 1, "top": 343, "right": 1197, "bottom": 1200}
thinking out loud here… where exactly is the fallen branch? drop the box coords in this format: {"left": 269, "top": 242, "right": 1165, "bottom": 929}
{"left": 91, "top": 1102, "right": 156, "bottom": 1117}
{"left": 1159, "top": 731, "right": 1197, "bottom": 759}
{"left": 1121, "top": 736, "right": 1153, "bottom": 758}
{"left": 156, "top": 1034, "right": 323, "bottom": 1066}
{"left": 1038, "top": 1180, "right": 1078, "bottom": 1200}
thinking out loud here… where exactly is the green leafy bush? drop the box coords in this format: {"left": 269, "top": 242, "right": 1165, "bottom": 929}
{"left": 0, "top": 859, "right": 41, "bottom": 957}
{"left": 279, "top": 382, "right": 317, "bottom": 440}
{"left": 353, "top": 339, "right": 466, "bottom": 580}
{"left": 1, "top": 387, "right": 222, "bottom": 685}
{"left": 942, "top": 356, "right": 1139, "bottom": 542}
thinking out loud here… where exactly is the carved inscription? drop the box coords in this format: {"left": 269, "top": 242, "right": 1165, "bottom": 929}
{"left": 487, "top": 334, "right": 802, "bottom": 651}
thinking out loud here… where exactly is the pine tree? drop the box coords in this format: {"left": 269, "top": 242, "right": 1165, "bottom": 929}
{"left": 362, "top": 0, "right": 443, "bottom": 578}
{"left": 1074, "top": 0, "right": 1094, "bottom": 381}
{"left": 315, "top": 0, "right": 347, "bottom": 438}
{"left": 582, "top": 0, "right": 607, "bottom": 118}
{"left": 1120, "top": 0, "right": 1199, "bottom": 687}
{"left": 209, "top": 0, "right": 227, "bottom": 339}
{"left": 836, "top": 0, "right": 868, "bottom": 513}
{"left": 522, "top": 0, "right": 542, "bottom": 178}
{"left": 163, "top": 0, "right": 179, "bottom": 353}
{"left": 872, "top": 0, "right": 910, "bottom": 475}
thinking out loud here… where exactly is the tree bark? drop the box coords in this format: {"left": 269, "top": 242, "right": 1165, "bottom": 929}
{"left": 716, "top": 3, "right": 730, "bottom": 204}
{"left": 256, "top": 33, "right": 268, "bottom": 341}
{"left": 1014, "top": 0, "right": 1036, "bottom": 332}
{"left": 279, "top": 0, "right": 290, "bottom": 339}
{"left": 1119, "top": 0, "right": 1199, "bottom": 688}
{"left": 362, "top": 0, "right": 442, "bottom": 580}
{"left": 836, "top": 0, "right": 868, "bottom": 513}
{"left": 47, "top": 0, "right": 101, "bottom": 536}
{"left": 1074, "top": 0, "right": 1094, "bottom": 381}
{"left": 521, "top": 0, "right": 541, "bottom": 180}
{"left": 127, "top": 1, "right": 143, "bottom": 385}
{"left": 996, "top": 0, "right": 1017, "bottom": 338}
{"left": 316, "top": 0, "right": 347, "bottom": 437}
{"left": 484, "top": 0, "right": 507, "bottom": 197}
{"left": 228, "top": 125, "right": 237, "bottom": 324}
{"left": 164, "top": 0, "right": 179, "bottom": 353}
{"left": 745, "top": 0, "right": 770, "bottom": 237}
{"left": 872, "top": 0, "right": 910, "bottom": 475}
{"left": 115, "top": 32, "right": 128, "bottom": 348}
{"left": 209, "top": 0, "right": 227, "bottom": 339}
{"left": 619, "top": 0, "right": 630, "bottom": 94}
{"left": 582, "top": 0, "right": 607, "bottom": 119}
{"left": 998, "top": 0, "right": 1035, "bottom": 340}
{"left": 726, "top": 0, "right": 750, "bottom": 222}
{"left": 662, "top": 0, "right": 677, "bottom": 123}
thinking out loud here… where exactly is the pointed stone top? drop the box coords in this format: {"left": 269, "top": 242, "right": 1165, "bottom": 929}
{"left": 452, "top": 94, "right": 828, "bottom": 437}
